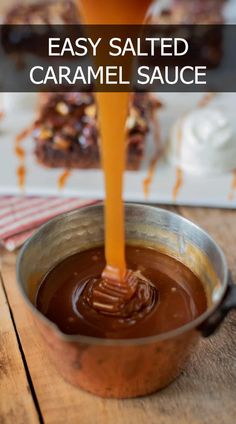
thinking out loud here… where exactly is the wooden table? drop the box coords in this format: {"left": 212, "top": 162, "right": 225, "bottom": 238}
{"left": 1, "top": 205, "right": 236, "bottom": 424}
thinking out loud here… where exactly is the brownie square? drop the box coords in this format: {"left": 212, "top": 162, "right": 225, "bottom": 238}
{"left": 150, "top": 0, "right": 226, "bottom": 24}
{"left": 149, "top": 0, "right": 225, "bottom": 69}
{"left": 4, "top": 0, "right": 80, "bottom": 24}
{"left": 33, "top": 92, "right": 161, "bottom": 170}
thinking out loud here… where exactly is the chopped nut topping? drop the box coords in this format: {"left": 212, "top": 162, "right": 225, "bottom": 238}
{"left": 56, "top": 102, "right": 70, "bottom": 116}
{"left": 129, "top": 107, "right": 140, "bottom": 118}
{"left": 38, "top": 128, "right": 53, "bottom": 140}
{"left": 53, "top": 135, "right": 71, "bottom": 150}
{"left": 63, "top": 125, "right": 77, "bottom": 137}
{"left": 136, "top": 117, "right": 147, "bottom": 131}
{"left": 126, "top": 116, "right": 137, "bottom": 130}
{"left": 85, "top": 104, "right": 96, "bottom": 118}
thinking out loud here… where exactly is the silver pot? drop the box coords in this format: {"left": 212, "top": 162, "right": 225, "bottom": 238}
{"left": 16, "top": 204, "right": 236, "bottom": 398}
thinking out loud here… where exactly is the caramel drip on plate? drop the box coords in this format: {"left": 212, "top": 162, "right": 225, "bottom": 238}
{"left": 198, "top": 92, "right": 216, "bottom": 108}
{"left": 143, "top": 116, "right": 162, "bottom": 199}
{"left": 58, "top": 169, "right": 71, "bottom": 190}
{"left": 16, "top": 165, "right": 26, "bottom": 189}
{"left": 172, "top": 167, "right": 183, "bottom": 201}
{"left": 15, "top": 131, "right": 27, "bottom": 191}
{"left": 15, "top": 124, "right": 36, "bottom": 190}
{"left": 228, "top": 170, "right": 236, "bottom": 201}
{"left": 16, "top": 125, "right": 34, "bottom": 144}
{"left": 172, "top": 122, "right": 184, "bottom": 201}
{"left": 143, "top": 152, "right": 160, "bottom": 199}
{"left": 15, "top": 145, "right": 25, "bottom": 160}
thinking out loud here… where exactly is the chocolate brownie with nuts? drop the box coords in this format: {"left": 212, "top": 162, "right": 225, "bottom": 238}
{"left": 149, "top": 0, "right": 226, "bottom": 68}
{"left": 33, "top": 92, "right": 160, "bottom": 170}
{"left": 150, "top": 0, "right": 226, "bottom": 24}
{"left": 4, "top": 0, "right": 80, "bottom": 24}
{"left": 2, "top": 0, "right": 81, "bottom": 67}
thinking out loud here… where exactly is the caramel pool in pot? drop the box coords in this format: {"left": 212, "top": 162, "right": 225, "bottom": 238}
{"left": 17, "top": 205, "right": 228, "bottom": 398}
{"left": 36, "top": 246, "right": 207, "bottom": 339}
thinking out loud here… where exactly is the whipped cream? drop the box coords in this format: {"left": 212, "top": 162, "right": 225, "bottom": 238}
{"left": 167, "top": 107, "right": 236, "bottom": 175}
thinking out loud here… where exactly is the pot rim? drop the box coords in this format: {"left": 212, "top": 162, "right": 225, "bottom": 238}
{"left": 16, "top": 203, "right": 229, "bottom": 346}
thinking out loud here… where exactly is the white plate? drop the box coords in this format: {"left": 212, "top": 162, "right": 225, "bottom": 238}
{"left": 0, "top": 91, "right": 236, "bottom": 208}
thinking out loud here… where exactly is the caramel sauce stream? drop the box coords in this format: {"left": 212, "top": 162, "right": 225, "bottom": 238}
{"left": 79, "top": 0, "right": 153, "bottom": 283}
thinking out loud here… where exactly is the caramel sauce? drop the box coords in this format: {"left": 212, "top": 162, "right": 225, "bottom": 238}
{"left": 15, "top": 129, "right": 29, "bottom": 190}
{"left": 172, "top": 167, "right": 183, "bottom": 201}
{"left": 16, "top": 125, "right": 35, "bottom": 144}
{"left": 78, "top": 0, "right": 154, "bottom": 322}
{"left": 80, "top": 0, "right": 153, "bottom": 283}
{"left": 80, "top": 0, "right": 151, "bottom": 25}
{"left": 15, "top": 124, "right": 37, "bottom": 190}
{"left": 143, "top": 150, "right": 161, "bottom": 199}
{"left": 17, "top": 165, "right": 26, "bottom": 189}
{"left": 97, "top": 91, "right": 129, "bottom": 281}
{"left": 36, "top": 246, "right": 207, "bottom": 338}
{"left": 58, "top": 169, "right": 71, "bottom": 190}
{"left": 143, "top": 118, "right": 162, "bottom": 199}
{"left": 15, "top": 145, "right": 25, "bottom": 160}
{"left": 198, "top": 92, "right": 216, "bottom": 108}
{"left": 172, "top": 122, "right": 184, "bottom": 201}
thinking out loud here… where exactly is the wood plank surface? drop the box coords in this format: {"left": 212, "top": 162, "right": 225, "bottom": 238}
{"left": 179, "top": 207, "right": 236, "bottom": 277}
{"left": 0, "top": 255, "right": 39, "bottom": 424}
{"left": 1, "top": 208, "right": 236, "bottom": 424}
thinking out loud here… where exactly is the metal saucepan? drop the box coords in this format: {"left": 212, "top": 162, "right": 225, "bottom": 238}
{"left": 16, "top": 204, "right": 236, "bottom": 398}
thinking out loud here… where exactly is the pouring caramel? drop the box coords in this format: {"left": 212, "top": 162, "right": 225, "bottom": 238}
{"left": 77, "top": 0, "right": 156, "bottom": 318}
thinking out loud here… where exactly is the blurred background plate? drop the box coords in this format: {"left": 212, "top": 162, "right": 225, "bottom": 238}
{"left": 0, "top": 92, "right": 236, "bottom": 208}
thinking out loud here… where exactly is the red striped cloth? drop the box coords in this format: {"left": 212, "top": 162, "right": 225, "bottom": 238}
{"left": 0, "top": 196, "right": 97, "bottom": 251}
